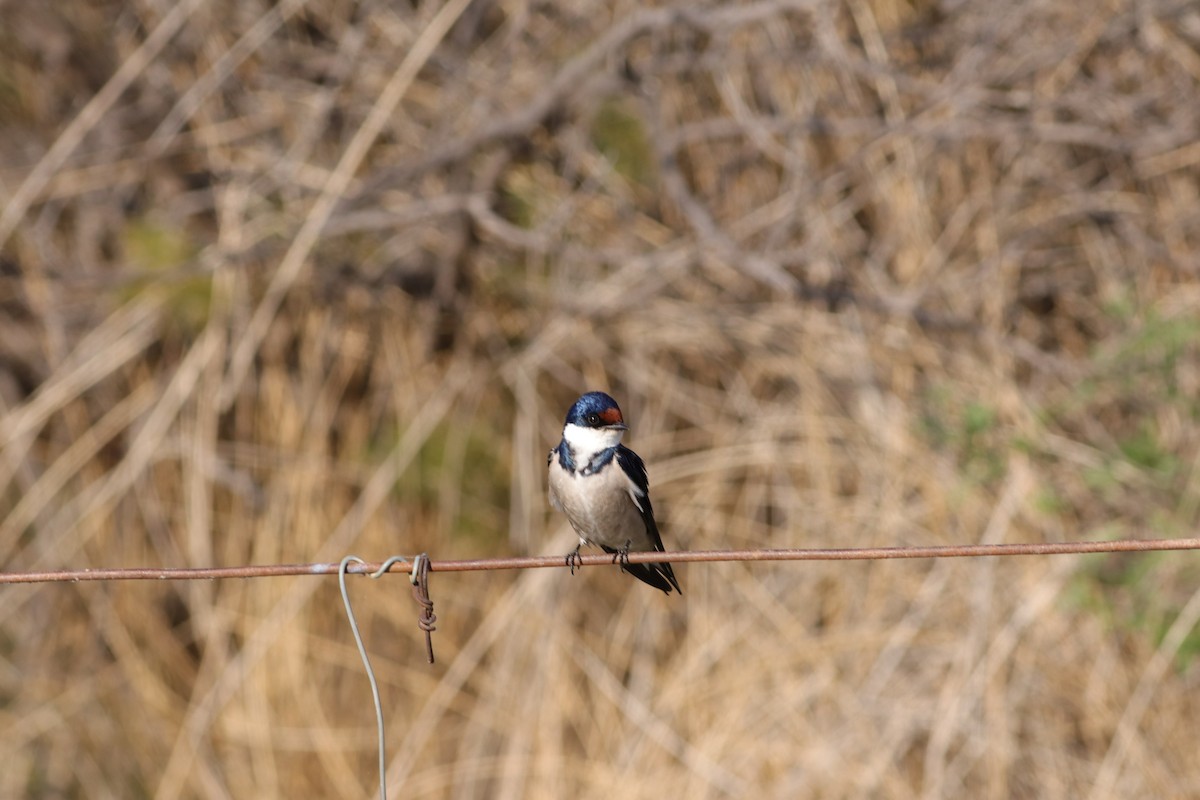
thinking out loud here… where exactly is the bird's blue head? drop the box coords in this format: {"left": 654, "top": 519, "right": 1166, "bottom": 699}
{"left": 564, "top": 391, "right": 628, "bottom": 431}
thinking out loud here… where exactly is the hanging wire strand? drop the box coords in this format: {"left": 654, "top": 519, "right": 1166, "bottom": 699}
{"left": 4, "top": 537, "right": 1200, "bottom": 584}
{"left": 339, "top": 555, "right": 420, "bottom": 800}
{"left": 338, "top": 556, "right": 388, "bottom": 800}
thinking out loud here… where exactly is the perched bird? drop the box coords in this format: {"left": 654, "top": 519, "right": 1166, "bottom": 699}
{"left": 547, "top": 391, "right": 681, "bottom": 595}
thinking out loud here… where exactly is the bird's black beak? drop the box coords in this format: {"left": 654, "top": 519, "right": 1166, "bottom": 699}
{"left": 605, "top": 422, "right": 629, "bottom": 431}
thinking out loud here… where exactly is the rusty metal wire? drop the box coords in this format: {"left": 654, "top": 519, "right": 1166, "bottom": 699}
{"left": 3, "top": 537, "right": 1200, "bottom": 585}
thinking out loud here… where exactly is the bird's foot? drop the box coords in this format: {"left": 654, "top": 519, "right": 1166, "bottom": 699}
{"left": 611, "top": 539, "right": 632, "bottom": 574}
{"left": 565, "top": 544, "right": 583, "bottom": 575}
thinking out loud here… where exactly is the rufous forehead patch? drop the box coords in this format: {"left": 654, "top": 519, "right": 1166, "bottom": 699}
{"left": 599, "top": 407, "right": 624, "bottom": 424}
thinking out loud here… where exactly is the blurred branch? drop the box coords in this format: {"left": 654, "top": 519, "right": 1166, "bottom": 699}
{"left": 352, "top": 0, "right": 819, "bottom": 199}
{"left": 0, "top": 0, "right": 210, "bottom": 249}
{"left": 217, "top": 0, "right": 478, "bottom": 409}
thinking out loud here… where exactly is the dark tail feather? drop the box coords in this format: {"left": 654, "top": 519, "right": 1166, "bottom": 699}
{"left": 601, "top": 546, "right": 682, "bottom": 595}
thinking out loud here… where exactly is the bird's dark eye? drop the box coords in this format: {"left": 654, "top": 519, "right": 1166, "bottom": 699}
{"left": 586, "top": 413, "right": 601, "bottom": 426}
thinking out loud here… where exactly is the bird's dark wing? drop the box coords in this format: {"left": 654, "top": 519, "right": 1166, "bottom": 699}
{"left": 614, "top": 446, "right": 682, "bottom": 595}
{"left": 615, "top": 446, "right": 662, "bottom": 548}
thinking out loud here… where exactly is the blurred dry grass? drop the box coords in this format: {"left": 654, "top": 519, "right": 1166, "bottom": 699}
{"left": 2, "top": 0, "right": 1200, "bottom": 796}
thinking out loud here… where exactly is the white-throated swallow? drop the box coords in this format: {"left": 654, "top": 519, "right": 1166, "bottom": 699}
{"left": 547, "top": 391, "right": 681, "bottom": 595}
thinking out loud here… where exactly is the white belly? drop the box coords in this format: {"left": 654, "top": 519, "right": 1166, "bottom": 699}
{"left": 548, "top": 461, "right": 652, "bottom": 551}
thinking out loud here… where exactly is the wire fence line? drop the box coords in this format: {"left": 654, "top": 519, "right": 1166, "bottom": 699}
{"left": 7, "top": 536, "right": 1200, "bottom": 800}
{"left": 3, "top": 537, "right": 1199, "bottom": 585}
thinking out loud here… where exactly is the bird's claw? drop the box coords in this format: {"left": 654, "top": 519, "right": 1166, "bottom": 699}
{"left": 611, "top": 539, "right": 632, "bottom": 574}
{"left": 565, "top": 544, "right": 583, "bottom": 575}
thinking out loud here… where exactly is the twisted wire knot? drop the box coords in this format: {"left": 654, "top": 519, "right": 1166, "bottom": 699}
{"left": 410, "top": 554, "right": 436, "bottom": 664}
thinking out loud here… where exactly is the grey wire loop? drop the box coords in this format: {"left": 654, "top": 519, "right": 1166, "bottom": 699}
{"left": 369, "top": 555, "right": 410, "bottom": 580}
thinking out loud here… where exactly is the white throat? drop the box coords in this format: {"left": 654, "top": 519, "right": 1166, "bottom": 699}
{"left": 562, "top": 423, "right": 624, "bottom": 462}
